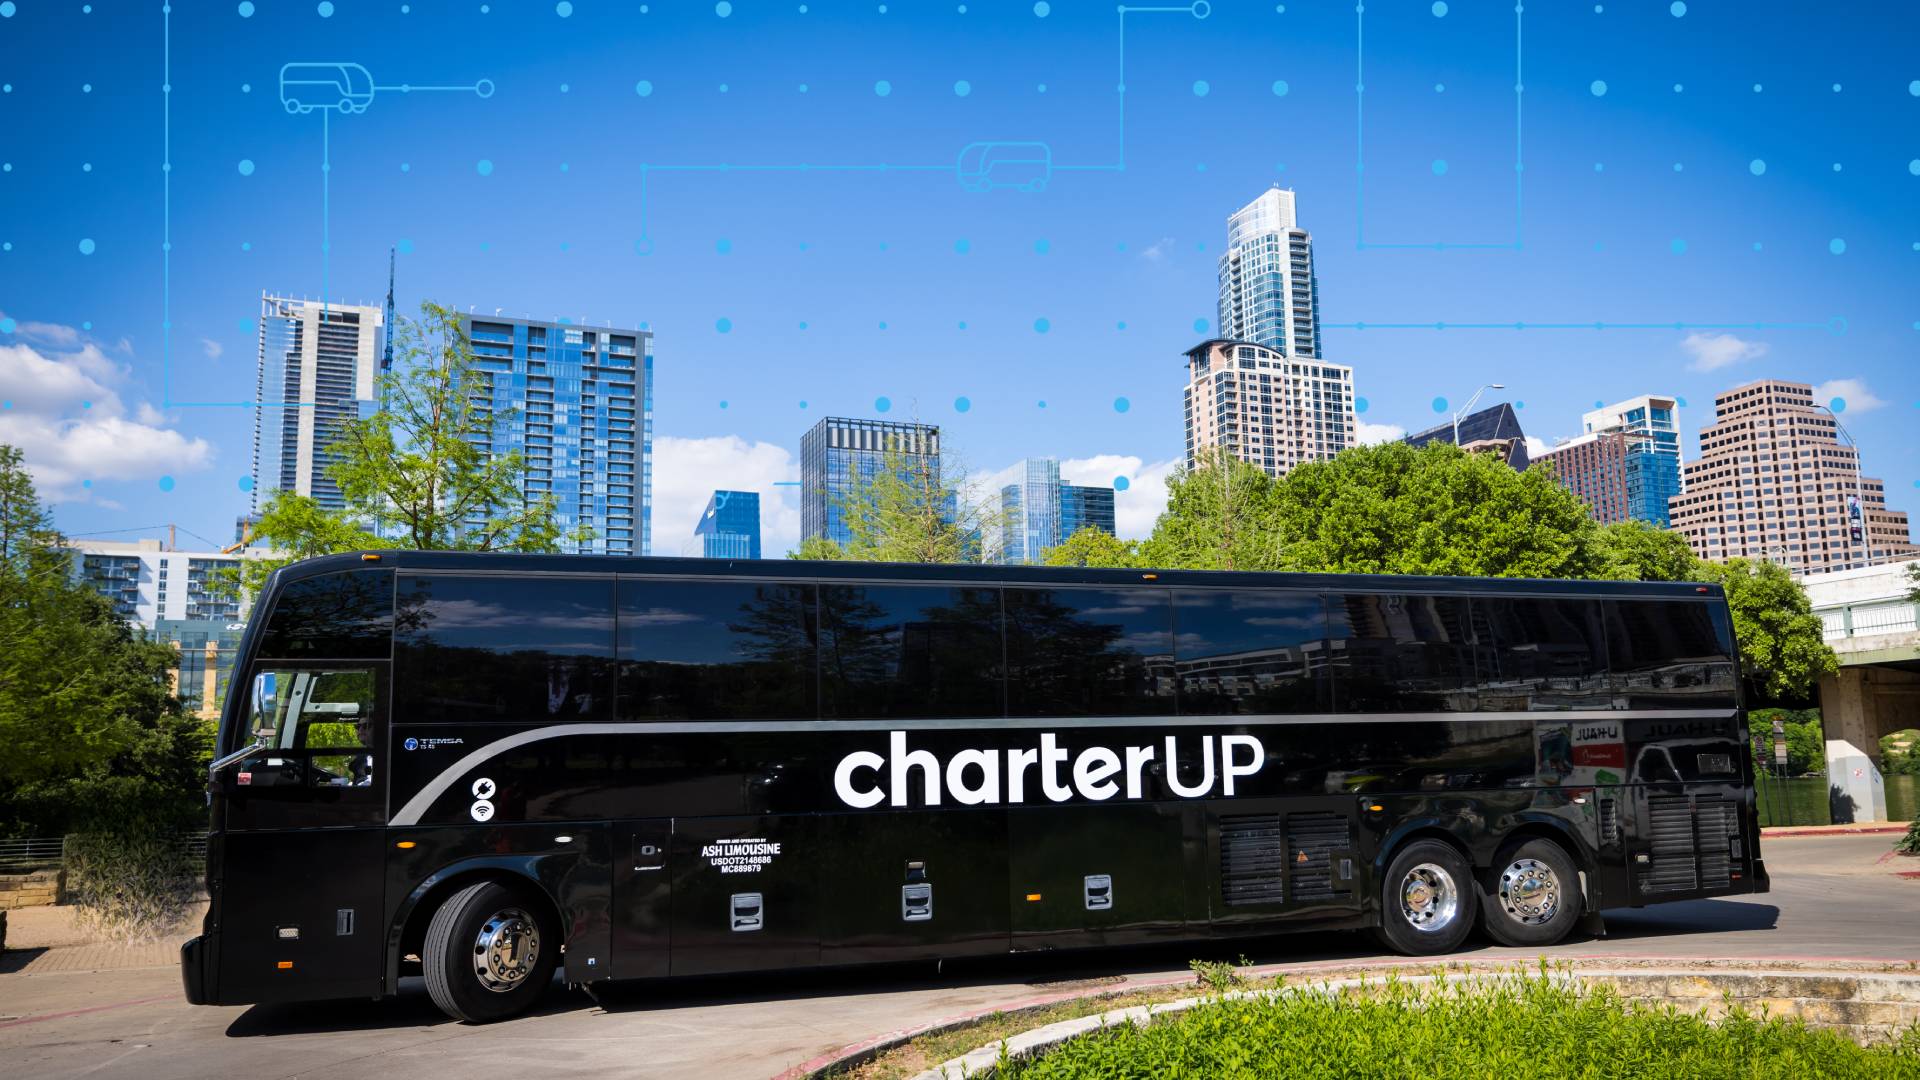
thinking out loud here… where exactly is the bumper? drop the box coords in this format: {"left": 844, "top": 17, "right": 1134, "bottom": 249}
{"left": 180, "top": 934, "right": 211, "bottom": 1005}
{"left": 1750, "top": 859, "right": 1771, "bottom": 894}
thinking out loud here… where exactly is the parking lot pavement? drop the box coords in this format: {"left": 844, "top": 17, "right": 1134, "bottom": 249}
{"left": 2, "top": 833, "right": 1914, "bottom": 1080}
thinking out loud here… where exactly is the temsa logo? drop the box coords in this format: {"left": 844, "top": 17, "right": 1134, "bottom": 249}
{"left": 832, "top": 732, "right": 1266, "bottom": 809}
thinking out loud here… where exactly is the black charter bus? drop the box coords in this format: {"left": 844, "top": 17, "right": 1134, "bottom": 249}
{"left": 182, "top": 551, "right": 1768, "bottom": 1022}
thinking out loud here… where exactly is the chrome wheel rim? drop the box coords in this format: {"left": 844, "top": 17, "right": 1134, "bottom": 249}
{"left": 1399, "top": 862, "right": 1460, "bottom": 933}
{"left": 472, "top": 907, "right": 540, "bottom": 992}
{"left": 1498, "top": 858, "right": 1561, "bottom": 926}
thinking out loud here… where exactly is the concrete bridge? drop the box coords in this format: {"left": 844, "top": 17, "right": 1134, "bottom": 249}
{"left": 1803, "top": 558, "right": 1920, "bottom": 768}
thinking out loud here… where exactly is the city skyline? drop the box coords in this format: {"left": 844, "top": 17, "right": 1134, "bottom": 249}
{"left": 1, "top": 3, "right": 1915, "bottom": 557}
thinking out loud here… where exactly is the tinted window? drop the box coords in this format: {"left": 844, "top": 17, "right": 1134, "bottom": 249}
{"left": 1603, "top": 599, "right": 1737, "bottom": 709}
{"left": 1005, "top": 588, "right": 1175, "bottom": 717}
{"left": 1329, "top": 593, "right": 1481, "bottom": 712}
{"left": 258, "top": 569, "right": 393, "bottom": 658}
{"left": 1173, "top": 591, "right": 1326, "bottom": 714}
{"left": 820, "top": 585, "right": 1002, "bottom": 719}
{"left": 394, "top": 575, "right": 614, "bottom": 722}
{"left": 1474, "top": 597, "right": 1609, "bottom": 711}
{"left": 618, "top": 580, "right": 817, "bottom": 720}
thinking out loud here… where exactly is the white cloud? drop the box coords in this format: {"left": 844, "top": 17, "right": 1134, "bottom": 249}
{"left": 650, "top": 434, "right": 802, "bottom": 557}
{"left": 200, "top": 337, "right": 224, "bottom": 360}
{"left": 1139, "top": 237, "right": 1175, "bottom": 262}
{"left": 1355, "top": 421, "right": 1406, "bottom": 445}
{"left": 1524, "top": 435, "right": 1552, "bottom": 459}
{"left": 1060, "top": 455, "right": 1178, "bottom": 540}
{"left": 0, "top": 332, "right": 214, "bottom": 503}
{"left": 1681, "top": 332, "right": 1769, "bottom": 372}
{"left": 1811, "top": 378, "right": 1888, "bottom": 414}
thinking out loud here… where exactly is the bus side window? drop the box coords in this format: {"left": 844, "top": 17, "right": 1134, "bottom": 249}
{"left": 1473, "top": 597, "right": 1610, "bottom": 711}
{"left": 1172, "top": 590, "right": 1328, "bottom": 715}
{"left": 1602, "top": 600, "right": 1737, "bottom": 709}
{"left": 394, "top": 575, "right": 615, "bottom": 723}
{"left": 1004, "top": 587, "right": 1175, "bottom": 717}
{"left": 257, "top": 569, "right": 393, "bottom": 659}
{"left": 1327, "top": 593, "right": 1481, "bottom": 713}
{"left": 617, "top": 579, "right": 818, "bottom": 720}
{"left": 820, "top": 585, "right": 1003, "bottom": 719}
{"left": 240, "top": 668, "right": 376, "bottom": 788}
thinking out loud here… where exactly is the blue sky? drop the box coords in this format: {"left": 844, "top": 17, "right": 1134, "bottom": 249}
{"left": 2, "top": 0, "right": 1916, "bottom": 555}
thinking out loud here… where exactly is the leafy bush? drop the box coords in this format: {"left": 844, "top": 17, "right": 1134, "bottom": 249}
{"left": 1898, "top": 813, "right": 1920, "bottom": 857}
{"left": 64, "top": 829, "right": 202, "bottom": 941}
{"left": 998, "top": 970, "right": 1920, "bottom": 1079}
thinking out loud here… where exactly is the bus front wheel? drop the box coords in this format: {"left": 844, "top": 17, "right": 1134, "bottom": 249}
{"left": 422, "top": 880, "right": 558, "bottom": 1023}
{"left": 1372, "top": 839, "right": 1476, "bottom": 956}
{"left": 1477, "top": 838, "right": 1580, "bottom": 948}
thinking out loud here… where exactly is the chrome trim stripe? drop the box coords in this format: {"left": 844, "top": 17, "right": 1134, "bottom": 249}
{"left": 386, "top": 709, "right": 1730, "bottom": 827}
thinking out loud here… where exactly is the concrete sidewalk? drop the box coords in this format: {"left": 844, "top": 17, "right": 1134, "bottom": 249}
{"left": 1, "top": 901, "right": 203, "bottom": 975}
{"left": 1761, "top": 822, "right": 1911, "bottom": 838}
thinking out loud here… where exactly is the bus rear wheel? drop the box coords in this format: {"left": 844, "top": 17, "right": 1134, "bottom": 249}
{"left": 423, "top": 880, "right": 557, "bottom": 1023}
{"left": 1371, "top": 839, "right": 1476, "bottom": 956}
{"left": 1478, "top": 838, "right": 1580, "bottom": 948}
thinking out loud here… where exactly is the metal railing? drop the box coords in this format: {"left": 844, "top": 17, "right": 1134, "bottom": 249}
{"left": 1817, "top": 600, "right": 1919, "bottom": 642}
{"left": 0, "top": 833, "right": 209, "bottom": 871}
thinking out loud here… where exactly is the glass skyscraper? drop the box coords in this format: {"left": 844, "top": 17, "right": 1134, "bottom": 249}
{"left": 1217, "top": 187, "right": 1321, "bottom": 359}
{"left": 998, "top": 458, "right": 1118, "bottom": 564}
{"left": 462, "top": 316, "right": 654, "bottom": 556}
{"left": 252, "top": 295, "right": 381, "bottom": 512}
{"left": 1583, "top": 395, "right": 1682, "bottom": 527}
{"left": 695, "top": 489, "right": 761, "bottom": 560}
{"left": 800, "top": 416, "right": 941, "bottom": 547}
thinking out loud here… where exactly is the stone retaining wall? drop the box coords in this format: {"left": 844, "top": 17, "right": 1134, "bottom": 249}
{"left": 0, "top": 868, "right": 66, "bottom": 910}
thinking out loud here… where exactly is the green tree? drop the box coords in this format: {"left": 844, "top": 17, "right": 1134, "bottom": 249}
{"left": 1906, "top": 561, "right": 1919, "bottom": 605}
{"left": 1043, "top": 526, "right": 1141, "bottom": 568}
{"left": 1591, "top": 519, "right": 1699, "bottom": 582}
{"left": 1880, "top": 729, "right": 1920, "bottom": 777}
{"left": 1261, "top": 441, "right": 1601, "bottom": 578}
{"left": 1691, "top": 558, "right": 1838, "bottom": 701}
{"left": 1138, "top": 449, "right": 1280, "bottom": 571}
{"left": 0, "top": 446, "right": 208, "bottom": 837}
{"left": 234, "top": 301, "right": 582, "bottom": 594}
{"left": 793, "top": 443, "right": 1005, "bottom": 564}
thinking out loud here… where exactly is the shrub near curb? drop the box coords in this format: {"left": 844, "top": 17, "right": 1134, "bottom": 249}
{"left": 63, "top": 830, "right": 200, "bottom": 941}
{"left": 957, "top": 971, "right": 1920, "bottom": 1080}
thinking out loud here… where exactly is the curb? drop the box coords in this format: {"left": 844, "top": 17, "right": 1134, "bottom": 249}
{"left": 900, "top": 966, "right": 1920, "bottom": 1080}
{"left": 774, "top": 955, "right": 1920, "bottom": 1079}
{"left": 1762, "top": 824, "right": 1910, "bottom": 838}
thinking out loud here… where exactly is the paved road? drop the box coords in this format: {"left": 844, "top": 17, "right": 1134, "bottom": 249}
{"left": 3, "top": 834, "right": 1915, "bottom": 1080}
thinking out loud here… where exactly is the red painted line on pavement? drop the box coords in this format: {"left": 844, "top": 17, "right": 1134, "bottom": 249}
{"left": 0, "top": 995, "right": 175, "bottom": 1030}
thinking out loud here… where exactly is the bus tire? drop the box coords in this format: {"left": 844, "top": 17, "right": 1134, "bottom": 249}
{"left": 422, "top": 880, "right": 557, "bottom": 1023}
{"left": 1371, "top": 839, "right": 1476, "bottom": 956}
{"left": 1478, "top": 838, "right": 1580, "bottom": 949}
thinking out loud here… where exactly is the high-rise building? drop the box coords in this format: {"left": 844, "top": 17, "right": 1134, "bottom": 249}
{"left": 1534, "top": 433, "right": 1633, "bottom": 523}
{"left": 695, "top": 489, "right": 762, "bottom": 560}
{"left": 1060, "top": 481, "right": 1117, "bottom": 541}
{"left": 67, "top": 539, "right": 253, "bottom": 627}
{"left": 1669, "top": 379, "right": 1915, "bottom": 572}
{"left": 800, "top": 416, "right": 941, "bottom": 547}
{"left": 1217, "top": 187, "right": 1321, "bottom": 359}
{"left": 461, "top": 315, "right": 654, "bottom": 556}
{"left": 154, "top": 618, "right": 247, "bottom": 721}
{"left": 1403, "top": 403, "right": 1532, "bottom": 470}
{"left": 1182, "top": 340, "right": 1356, "bottom": 477}
{"left": 995, "top": 459, "right": 1118, "bottom": 564}
{"left": 1585, "top": 395, "right": 1682, "bottom": 526}
{"left": 252, "top": 295, "right": 381, "bottom": 511}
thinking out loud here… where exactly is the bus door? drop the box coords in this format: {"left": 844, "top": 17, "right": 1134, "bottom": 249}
{"left": 823, "top": 809, "right": 1010, "bottom": 965}
{"left": 668, "top": 815, "right": 819, "bottom": 976}
{"left": 210, "top": 662, "right": 388, "bottom": 1002}
{"left": 1206, "top": 797, "right": 1362, "bottom": 930}
{"left": 1009, "top": 801, "right": 1201, "bottom": 950}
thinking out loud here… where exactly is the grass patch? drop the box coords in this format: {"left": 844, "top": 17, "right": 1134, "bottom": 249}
{"left": 995, "top": 969, "right": 1920, "bottom": 1079}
